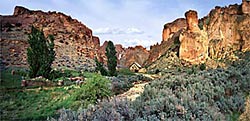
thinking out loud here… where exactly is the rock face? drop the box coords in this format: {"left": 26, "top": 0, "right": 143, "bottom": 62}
{"left": 13, "top": 6, "right": 31, "bottom": 16}
{"left": 153, "top": 1, "right": 250, "bottom": 65}
{"left": 242, "top": 0, "right": 250, "bottom": 14}
{"left": 97, "top": 41, "right": 149, "bottom": 68}
{"left": 185, "top": 10, "right": 199, "bottom": 32}
{"left": 179, "top": 10, "right": 209, "bottom": 64}
{"left": 120, "top": 46, "right": 149, "bottom": 67}
{"left": 1, "top": 6, "right": 99, "bottom": 70}
{"left": 162, "top": 18, "right": 186, "bottom": 41}
{"left": 1, "top": 1, "right": 250, "bottom": 69}
{"left": 206, "top": 3, "right": 250, "bottom": 60}
{"left": 147, "top": 19, "right": 186, "bottom": 66}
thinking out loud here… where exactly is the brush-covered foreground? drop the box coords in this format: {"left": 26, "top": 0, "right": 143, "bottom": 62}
{"left": 0, "top": 69, "right": 112, "bottom": 120}
{"left": 53, "top": 52, "right": 250, "bottom": 121}
{"left": 0, "top": 66, "right": 150, "bottom": 120}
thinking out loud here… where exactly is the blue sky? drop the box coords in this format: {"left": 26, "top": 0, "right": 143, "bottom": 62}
{"left": 1, "top": 0, "right": 241, "bottom": 48}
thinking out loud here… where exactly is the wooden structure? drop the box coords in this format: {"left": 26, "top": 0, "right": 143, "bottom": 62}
{"left": 129, "top": 62, "right": 142, "bottom": 72}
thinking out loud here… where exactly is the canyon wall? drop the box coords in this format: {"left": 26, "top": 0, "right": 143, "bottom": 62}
{"left": 1, "top": 6, "right": 99, "bottom": 70}
{"left": 152, "top": 0, "right": 250, "bottom": 65}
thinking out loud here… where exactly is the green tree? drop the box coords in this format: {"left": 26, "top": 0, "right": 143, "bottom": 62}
{"left": 27, "top": 26, "right": 55, "bottom": 79}
{"left": 105, "top": 41, "right": 117, "bottom": 76}
{"left": 95, "top": 58, "right": 108, "bottom": 76}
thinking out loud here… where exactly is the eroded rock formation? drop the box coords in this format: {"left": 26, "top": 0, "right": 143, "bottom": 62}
{"left": 242, "top": 0, "right": 250, "bottom": 14}
{"left": 120, "top": 46, "right": 149, "bottom": 67}
{"left": 97, "top": 41, "right": 149, "bottom": 68}
{"left": 153, "top": 1, "right": 250, "bottom": 65}
{"left": 1, "top": 6, "right": 99, "bottom": 70}
{"left": 179, "top": 10, "right": 208, "bottom": 64}
{"left": 1, "top": 1, "right": 250, "bottom": 70}
{"left": 185, "top": 10, "right": 199, "bottom": 32}
{"left": 162, "top": 18, "right": 186, "bottom": 41}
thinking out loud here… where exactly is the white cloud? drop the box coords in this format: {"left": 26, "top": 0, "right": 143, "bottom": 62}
{"left": 121, "top": 39, "right": 156, "bottom": 49}
{"left": 126, "top": 28, "right": 144, "bottom": 34}
{"left": 94, "top": 27, "right": 144, "bottom": 35}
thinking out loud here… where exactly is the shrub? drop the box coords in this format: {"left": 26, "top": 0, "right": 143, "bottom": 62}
{"left": 110, "top": 75, "right": 133, "bottom": 95}
{"left": 205, "top": 17, "right": 211, "bottom": 25}
{"left": 95, "top": 58, "right": 108, "bottom": 76}
{"left": 54, "top": 52, "right": 250, "bottom": 120}
{"left": 200, "top": 63, "right": 206, "bottom": 70}
{"left": 187, "top": 65, "right": 198, "bottom": 74}
{"left": 174, "top": 37, "right": 180, "bottom": 45}
{"left": 198, "top": 21, "right": 204, "bottom": 30}
{"left": 27, "top": 26, "right": 55, "bottom": 79}
{"left": 74, "top": 75, "right": 112, "bottom": 108}
{"left": 118, "top": 68, "right": 135, "bottom": 75}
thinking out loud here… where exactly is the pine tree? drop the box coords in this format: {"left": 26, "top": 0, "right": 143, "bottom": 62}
{"left": 105, "top": 41, "right": 117, "bottom": 76}
{"left": 27, "top": 26, "right": 55, "bottom": 79}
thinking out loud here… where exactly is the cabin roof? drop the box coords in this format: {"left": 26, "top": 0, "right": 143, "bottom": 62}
{"left": 129, "top": 62, "right": 142, "bottom": 68}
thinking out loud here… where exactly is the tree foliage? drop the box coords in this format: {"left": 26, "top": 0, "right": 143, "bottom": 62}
{"left": 105, "top": 41, "right": 117, "bottom": 76}
{"left": 27, "top": 26, "right": 55, "bottom": 79}
{"left": 95, "top": 58, "right": 108, "bottom": 76}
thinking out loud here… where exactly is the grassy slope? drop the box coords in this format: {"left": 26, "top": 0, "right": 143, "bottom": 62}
{"left": 0, "top": 69, "right": 103, "bottom": 120}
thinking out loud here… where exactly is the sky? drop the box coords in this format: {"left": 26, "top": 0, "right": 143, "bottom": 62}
{"left": 1, "top": 0, "right": 241, "bottom": 49}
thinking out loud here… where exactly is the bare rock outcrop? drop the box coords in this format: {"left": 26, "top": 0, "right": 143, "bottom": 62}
{"left": 206, "top": 3, "right": 250, "bottom": 60}
{"left": 1, "top": 6, "right": 100, "bottom": 70}
{"left": 13, "top": 6, "right": 31, "bottom": 15}
{"left": 162, "top": 18, "right": 186, "bottom": 41}
{"left": 97, "top": 42, "right": 149, "bottom": 68}
{"left": 120, "top": 46, "right": 149, "bottom": 67}
{"left": 185, "top": 10, "right": 200, "bottom": 32}
{"left": 151, "top": 1, "right": 250, "bottom": 66}
{"left": 179, "top": 10, "right": 208, "bottom": 64}
{"left": 147, "top": 18, "right": 185, "bottom": 66}
{"left": 242, "top": 0, "right": 250, "bottom": 14}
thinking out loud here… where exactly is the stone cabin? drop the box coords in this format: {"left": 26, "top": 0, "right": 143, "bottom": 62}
{"left": 129, "top": 62, "right": 142, "bottom": 72}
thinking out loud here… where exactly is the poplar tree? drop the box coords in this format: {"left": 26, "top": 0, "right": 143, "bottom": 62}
{"left": 105, "top": 41, "right": 117, "bottom": 76}
{"left": 27, "top": 26, "right": 55, "bottom": 79}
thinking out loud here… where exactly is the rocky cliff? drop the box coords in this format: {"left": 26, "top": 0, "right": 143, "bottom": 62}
{"left": 120, "top": 45, "right": 149, "bottom": 67}
{"left": 149, "top": 0, "right": 250, "bottom": 66}
{"left": 97, "top": 41, "right": 149, "bottom": 68}
{"left": 1, "top": 6, "right": 150, "bottom": 70}
{"left": 1, "top": 6, "right": 99, "bottom": 70}
{"left": 179, "top": 10, "right": 208, "bottom": 64}
{"left": 1, "top": 1, "right": 249, "bottom": 70}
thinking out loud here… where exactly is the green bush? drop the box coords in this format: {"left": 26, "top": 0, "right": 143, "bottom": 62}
{"left": 74, "top": 75, "right": 111, "bottom": 108}
{"left": 205, "top": 17, "right": 211, "bottom": 25}
{"left": 118, "top": 68, "right": 135, "bottom": 75}
{"left": 200, "top": 63, "right": 206, "bottom": 70}
{"left": 95, "top": 58, "right": 108, "bottom": 76}
{"left": 198, "top": 21, "right": 204, "bottom": 30}
{"left": 187, "top": 65, "right": 198, "bottom": 74}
